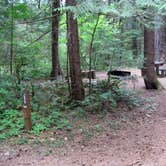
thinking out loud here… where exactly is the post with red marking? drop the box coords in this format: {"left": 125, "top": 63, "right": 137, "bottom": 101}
{"left": 23, "top": 90, "right": 32, "bottom": 130}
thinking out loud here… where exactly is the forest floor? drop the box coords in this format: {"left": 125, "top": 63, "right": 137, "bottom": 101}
{"left": 1, "top": 69, "right": 166, "bottom": 166}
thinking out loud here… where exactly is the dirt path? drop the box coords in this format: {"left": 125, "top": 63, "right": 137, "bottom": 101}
{"left": 1, "top": 69, "right": 166, "bottom": 166}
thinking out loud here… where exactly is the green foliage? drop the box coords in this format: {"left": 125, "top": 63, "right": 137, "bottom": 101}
{"left": 80, "top": 79, "right": 141, "bottom": 112}
{"left": 0, "top": 108, "right": 69, "bottom": 140}
{"left": 5, "top": 3, "right": 34, "bottom": 20}
{"left": 13, "top": 3, "right": 33, "bottom": 19}
{"left": 0, "top": 75, "right": 141, "bottom": 140}
{"left": 30, "top": 81, "right": 69, "bottom": 112}
{"left": 0, "top": 75, "right": 22, "bottom": 112}
{"left": 113, "top": 88, "right": 142, "bottom": 108}
{"left": 79, "top": 14, "right": 143, "bottom": 70}
{"left": 0, "top": 79, "right": 70, "bottom": 140}
{"left": 0, "top": 0, "right": 163, "bottom": 142}
{"left": 0, "top": 109, "right": 24, "bottom": 140}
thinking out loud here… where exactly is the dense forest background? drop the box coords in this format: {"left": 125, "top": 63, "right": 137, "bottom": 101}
{"left": 0, "top": 0, "right": 166, "bottom": 139}
{"left": 1, "top": 0, "right": 165, "bottom": 80}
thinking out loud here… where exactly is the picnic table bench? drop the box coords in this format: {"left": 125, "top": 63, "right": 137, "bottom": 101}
{"left": 159, "top": 65, "right": 166, "bottom": 77}
{"left": 154, "top": 61, "right": 165, "bottom": 75}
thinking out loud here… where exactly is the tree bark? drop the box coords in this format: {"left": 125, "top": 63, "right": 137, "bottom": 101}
{"left": 10, "top": 0, "right": 14, "bottom": 75}
{"left": 142, "top": 27, "right": 159, "bottom": 89}
{"left": 164, "top": 16, "right": 166, "bottom": 52}
{"left": 50, "top": 0, "right": 61, "bottom": 79}
{"left": 131, "top": 17, "right": 138, "bottom": 58}
{"left": 154, "top": 15, "right": 166, "bottom": 61}
{"left": 89, "top": 14, "right": 100, "bottom": 95}
{"left": 66, "top": 0, "right": 85, "bottom": 101}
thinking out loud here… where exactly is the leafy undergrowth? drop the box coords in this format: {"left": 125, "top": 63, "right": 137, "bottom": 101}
{"left": 0, "top": 76, "right": 142, "bottom": 142}
{"left": 0, "top": 109, "right": 69, "bottom": 140}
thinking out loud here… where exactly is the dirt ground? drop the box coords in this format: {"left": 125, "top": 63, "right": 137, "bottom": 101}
{"left": 0, "top": 69, "right": 166, "bottom": 166}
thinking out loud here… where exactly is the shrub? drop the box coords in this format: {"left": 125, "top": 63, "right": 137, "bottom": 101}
{"left": 0, "top": 75, "right": 22, "bottom": 112}
{"left": 80, "top": 79, "right": 141, "bottom": 112}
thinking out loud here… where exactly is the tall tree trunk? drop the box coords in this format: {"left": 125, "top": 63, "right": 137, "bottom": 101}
{"left": 10, "top": 0, "right": 14, "bottom": 75}
{"left": 164, "top": 16, "right": 166, "bottom": 52}
{"left": 37, "top": 0, "right": 41, "bottom": 9}
{"left": 154, "top": 16, "right": 166, "bottom": 61}
{"left": 108, "top": 0, "right": 112, "bottom": 5}
{"left": 50, "top": 0, "right": 61, "bottom": 79}
{"left": 142, "top": 27, "right": 159, "bottom": 89}
{"left": 164, "top": 16, "right": 166, "bottom": 57}
{"left": 131, "top": 17, "right": 138, "bottom": 58}
{"left": 66, "top": 0, "right": 85, "bottom": 101}
{"left": 89, "top": 14, "right": 100, "bottom": 95}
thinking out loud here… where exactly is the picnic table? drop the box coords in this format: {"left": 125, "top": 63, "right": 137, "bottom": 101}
{"left": 159, "top": 65, "right": 166, "bottom": 77}
{"left": 154, "top": 61, "right": 165, "bottom": 75}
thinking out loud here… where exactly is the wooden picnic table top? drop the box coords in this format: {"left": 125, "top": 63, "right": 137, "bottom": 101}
{"left": 154, "top": 61, "right": 165, "bottom": 65}
{"left": 159, "top": 65, "right": 166, "bottom": 70}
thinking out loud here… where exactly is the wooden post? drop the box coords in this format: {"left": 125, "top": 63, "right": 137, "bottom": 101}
{"left": 90, "top": 70, "right": 96, "bottom": 79}
{"left": 23, "top": 90, "right": 32, "bottom": 130}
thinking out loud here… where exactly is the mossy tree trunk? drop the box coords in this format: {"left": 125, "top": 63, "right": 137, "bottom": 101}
{"left": 66, "top": 0, "right": 85, "bottom": 101}
{"left": 142, "top": 27, "right": 160, "bottom": 89}
{"left": 50, "top": 0, "right": 61, "bottom": 79}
